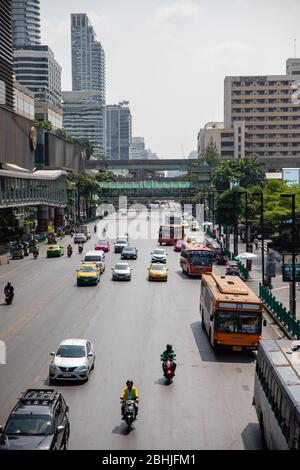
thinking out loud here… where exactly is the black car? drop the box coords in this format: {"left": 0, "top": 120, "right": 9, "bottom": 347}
{"left": 121, "top": 246, "right": 138, "bottom": 260}
{"left": 0, "top": 389, "right": 70, "bottom": 450}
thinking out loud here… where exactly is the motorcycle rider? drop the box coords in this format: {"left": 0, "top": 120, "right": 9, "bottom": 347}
{"left": 32, "top": 245, "right": 39, "bottom": 258}
{"left": 67, "top": 244, "right": 73, "bottom": 256}
{"left": 161, "top": 344, "right": 176, "bottom": 375}
{"left": 4, "top": 282, "right": 14, "bottom": 300}
{"left": 120, "top": 380, "right": 139, "bottom": 420}
{"left": 94, "top": 224, "right": 97, "bottom": 233}
{"left": 78, "top": 243, "right": 83, "bottom": 254}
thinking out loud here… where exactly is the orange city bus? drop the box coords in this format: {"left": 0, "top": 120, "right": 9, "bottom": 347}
{"left": 200, "top": 273, "right": 265, "bottom": 351}
{"left": 180, "top": 246, "right": 213, "bottom": 276}
{"left": 158, "top": 224, "right": 184, "bottom": 246}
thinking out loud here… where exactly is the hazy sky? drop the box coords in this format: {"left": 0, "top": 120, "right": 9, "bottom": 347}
{"left": 40, "top": 0, "right": 300, "bottom": 158}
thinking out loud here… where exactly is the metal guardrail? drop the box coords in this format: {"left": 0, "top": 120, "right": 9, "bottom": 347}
{"left": 259, "top": 283, "right": 300, "bottom": 339}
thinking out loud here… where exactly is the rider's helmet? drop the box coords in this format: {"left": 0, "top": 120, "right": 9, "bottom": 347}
{"left": 7, "top": 282, "right": 11, "bottom": 286}
{"left": 126, "top": 380, "right": 133, "bottom": 388}
{"left": 166, "top": 344, "right": 172, "bottom": 352}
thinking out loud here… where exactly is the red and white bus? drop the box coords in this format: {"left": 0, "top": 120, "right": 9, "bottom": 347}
{"left": 158, "top": 225, "right": 185, "bottom": 246}
{"left": 180, "top": 246, "right": 213, "bottom": 276}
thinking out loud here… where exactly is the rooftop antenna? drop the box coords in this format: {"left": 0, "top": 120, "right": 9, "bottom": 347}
{"left": 294, "top": 38, "right": 297, "bottom": 58}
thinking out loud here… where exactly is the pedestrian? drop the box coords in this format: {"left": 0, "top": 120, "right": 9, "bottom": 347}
{"left": 254, "top": 238, "right": 258, "bottom": 250}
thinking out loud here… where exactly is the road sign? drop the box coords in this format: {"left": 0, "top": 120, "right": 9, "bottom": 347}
{"left": 282, "top": 254, "right": 300, "bottom": 282}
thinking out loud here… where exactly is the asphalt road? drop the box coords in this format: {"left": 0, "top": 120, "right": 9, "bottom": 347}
{"left": 0, "top": 213, "right": 282, "bottom": 449}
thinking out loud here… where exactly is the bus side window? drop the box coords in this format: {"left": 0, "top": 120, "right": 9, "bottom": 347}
{"left": 281, "top": 398, "right": 291, "bottom": 440}
{"left": 266, "top": 368, "right": 273, "bottom": 402}
{"left": 273, "top": 383, "right": 282, "bottom": 423}
{"left": 288, "top": 413, "right": 296, "bottom": 449}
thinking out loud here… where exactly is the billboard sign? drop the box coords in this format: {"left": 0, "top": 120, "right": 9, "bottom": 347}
{"left": 282, "top": 168, "right": 300, "bottom": 186}
{"left": 282, "top": 254, "right": 300, "bottom": 282}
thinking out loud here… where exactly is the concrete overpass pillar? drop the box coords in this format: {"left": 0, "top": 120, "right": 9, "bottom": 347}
{"left": 54, "top": 207, "right": 65, "bottom": 229}
{"left": 37, "top": 205, "right": 49, "bottom": 233}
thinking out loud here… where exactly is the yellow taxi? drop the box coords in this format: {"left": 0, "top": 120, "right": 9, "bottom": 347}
{"left": 47, "top": 244, "right": 64, "bottom": 258}
{"left": 76, "top": 262, "right": 100, "bottom": 286}
{"left": 148, "top": 263, "right": 169, "bottom": 281}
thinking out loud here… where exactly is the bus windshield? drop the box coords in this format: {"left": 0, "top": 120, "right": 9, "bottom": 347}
{"left": 215, "top": 311, "right": 261, "bottom": 334}
{"left": 189, "top": 254, "right": 211, "bottom": 266}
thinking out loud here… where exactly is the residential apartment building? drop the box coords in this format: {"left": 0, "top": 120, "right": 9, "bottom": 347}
{"left": 106, "top": 104, "right": 132, "bottom": 160}
{"left": 224, "top": 60, "right": 300, "bottom": 166}
{"left": 71, "top": 13, "right": 106, "bottom": 102}
{"left": 63, "top": 14, "right": 106, "bottom": 153}
{"left": 0, "top": 0, "right": 14, "bottom": 110}
{"left": 12, "top": 0, "right": 41, "bottom": 48}
{"left": 198, "top": 121, "right": 245, "bottom": 159}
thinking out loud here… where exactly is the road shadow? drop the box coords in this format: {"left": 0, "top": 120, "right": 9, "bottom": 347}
{"left": 155, "top": 377, "right": 172, "bottom": 386}
{"left": 241, "top": 423, "right": 262, "bottom": 450}
{"left": 190, "top": 321, "right": 256, "bottom": 364}
{"left": 44, "top": 377, "right": 87, "bottom": 387}
{"left": 175, "top": 270, "right": 201, "bottom": 280}
{"left": 112, "top": 423, "right": 135, "bottom": 436}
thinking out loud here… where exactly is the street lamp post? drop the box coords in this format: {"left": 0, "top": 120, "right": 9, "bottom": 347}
{"left": 281, "top": 194, "right": 296, "bottom": 318}
{"left": 239, "top": 190, "right": 249, "bottom": 251}
{"left": 253, "top": 192, "right": 265, "bottom": 285}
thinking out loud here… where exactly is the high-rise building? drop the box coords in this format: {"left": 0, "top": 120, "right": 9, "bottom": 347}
{"left": 14, "top": 45, "right": 62, "bottom": 122}
{"left": 12, "top": 0, "right": 41, "bottom": 48}
{"left": 131, "top": 137, "right": 147, "bottom": 160}
{"left": 71, "top": 13, "right": 105, "bottom": 102}
{"left": 63, "top": 90, "right": 106, "bottom": 155}
{"left": 198, "top": 121, "right": 244, "bottom": 159}
{"left": 106, "top": 103, "right": 132, "bottom": 160}
{"left": 0, "top": 0, "right": 14, "bottom": 110}
{"left": 64, "top": 14, "right": 106, "bottom": 153}
{"left": 224, "top": 65, "right": 300, "bottom": 163}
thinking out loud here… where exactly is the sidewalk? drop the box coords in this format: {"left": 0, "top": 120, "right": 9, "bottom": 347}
{"left": 228, "top": 236, "right": 300, "bottom": 321}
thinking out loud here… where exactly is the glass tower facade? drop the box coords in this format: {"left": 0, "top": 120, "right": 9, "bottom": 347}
{"left": 106, "top": 105, "right": 132, "bottom": 160}
{"left": 0, "top": 0, "right": 14, "bottom": 110}
{"left": 12, "top": 0, "right": 41, "bottom": 48}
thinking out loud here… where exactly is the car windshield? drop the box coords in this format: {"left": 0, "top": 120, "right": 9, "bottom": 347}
{"left": 80, "top": 266, "right": 96, "bottom": 273}
{"left": 98, "top": 240, "right": 107, "bottom": 245}
{"left": 115, "top": 264, "right": 128, "bottom": 270}
{"left": 154, "top": 249, "right": 165, "bottom": 255}
{"left": 5, "top": 414, "right": 53, "bottom": 436}
{"left": 117, "top": 240, "right": 127, "bottom": 245}
{"left": 56, "top": 345, "right": 86, "bottom": 358}
{"left": 85, "top": 256, "right": 101, "bottom": 262}
{"left": 215, "top": 311, "right": 262, "bottom": 334}
{"left": 124, "top": 247, "right": 135, "bottom": 252}
{"left": 151, "top": 265, "right": 164, "bottom": 271}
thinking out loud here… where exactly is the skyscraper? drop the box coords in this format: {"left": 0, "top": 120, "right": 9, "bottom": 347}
{"left": 71, "top": 14, "right": 105, "bottom": 103}
{"left": 12, "top": 0, "right": 41, "bottom": 48}
{"left": 0, "top": 0, "right": 14, "bottom": 110}
{"left": 106, "top": 103, "right": 132, "bottom": 160}
{"left": 63, "top": 14, "right": 106, "bottom": 154}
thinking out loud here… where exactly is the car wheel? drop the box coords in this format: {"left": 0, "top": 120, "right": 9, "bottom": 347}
{"left": 92, "top": 358, "right": 95, "bottom": 370}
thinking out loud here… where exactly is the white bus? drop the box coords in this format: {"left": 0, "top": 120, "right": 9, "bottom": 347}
{"left": 253, "top": 339, "right": 300, "bottom": 449}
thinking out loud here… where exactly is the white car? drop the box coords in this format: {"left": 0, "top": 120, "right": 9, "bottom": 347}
{"left": 84, "top": 250, "right": 106, "bottom": 273}
{"left": 114, "top": 238, "right": 128, "bottom": 253}
{"left": 49, "top": 339, "right": 95, "bottom": 382}
{"left": 74, "top": 233, "right": 87, "bottom": 244}
{"left": 151, "top": 248, "right": 167, "bottom": 264}
{"left": 112, "top": 262, "right": 132, "bottom": 281}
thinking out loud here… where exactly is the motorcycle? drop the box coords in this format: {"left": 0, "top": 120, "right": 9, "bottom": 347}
{"left": 123, "top": 400, "right": 137, "bottom": 430}
{"left": 67, "top": 247, "right": 73, "bottom": 258}
{"left": 161, "top": 356, "right": 176, "bottom": 383}
{"left": 33, "top": 248, "right": 39, "bottom": 259}
{"left": 78, "top": 244, "right": 83, "bottom": 254}
{"left": 215, "top": 254, "right": 228, "bottom": 265}
{"left": 5, "top": 291, "right": 13, "bottom": 305}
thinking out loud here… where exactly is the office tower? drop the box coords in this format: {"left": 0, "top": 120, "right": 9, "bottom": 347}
{"left": 106, "top": 103, "right": 132, "bottom": 160}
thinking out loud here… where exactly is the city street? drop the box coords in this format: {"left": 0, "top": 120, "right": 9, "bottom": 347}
{"left": 0, "top": 214, "right": 282, "bottom": 450}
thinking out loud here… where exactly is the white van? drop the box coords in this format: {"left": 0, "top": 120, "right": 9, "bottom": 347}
{"left": 84, "top": 250, "right": 106, "bottom": 273}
